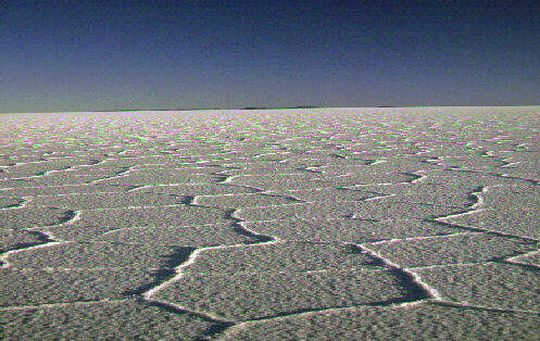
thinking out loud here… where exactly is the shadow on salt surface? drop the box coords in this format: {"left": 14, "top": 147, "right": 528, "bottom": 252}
{"left": 0, "top": 230, "right": 52, "bottom": 253}
{"left": 123, "top": 247, "right": 196, "bottom": 296}
{"left": 0, "top": 197, "right": 26, "bottom": 209}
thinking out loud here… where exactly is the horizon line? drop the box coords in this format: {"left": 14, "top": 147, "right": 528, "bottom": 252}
{"left": 0, "top": 104, "right": 540, "bottom": 115}
{"left": 2, "top": 104, "right": 540, "bottom": 115}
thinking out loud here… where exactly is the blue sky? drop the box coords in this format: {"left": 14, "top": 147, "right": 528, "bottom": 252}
{"left": 1, "top": 1, "right": 539, "bottom": 112}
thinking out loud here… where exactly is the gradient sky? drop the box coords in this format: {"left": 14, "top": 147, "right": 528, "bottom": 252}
{"left": 1, "top": 1, "right": 539, "bottom": 112}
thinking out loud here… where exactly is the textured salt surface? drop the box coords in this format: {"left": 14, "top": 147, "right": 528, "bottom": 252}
{"left": 1, "top": 107, "right": 539, "bottom": 339}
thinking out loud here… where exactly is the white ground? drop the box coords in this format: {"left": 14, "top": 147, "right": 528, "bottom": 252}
{"left": 1, "top": 107, "right": 539, "bottom": 339}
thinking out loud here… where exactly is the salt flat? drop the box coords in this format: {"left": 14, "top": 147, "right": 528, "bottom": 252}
{"left": 1, "top": 107, "right": 539, "bottom": 340}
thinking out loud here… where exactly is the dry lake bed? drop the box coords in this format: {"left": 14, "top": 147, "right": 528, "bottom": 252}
{"left": 1, "top": 107, "right": 539, "bottom": 339}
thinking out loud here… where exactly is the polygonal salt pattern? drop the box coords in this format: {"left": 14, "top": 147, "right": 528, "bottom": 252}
{"left": 1, "top": 107, "right": 538, "bottom": 339}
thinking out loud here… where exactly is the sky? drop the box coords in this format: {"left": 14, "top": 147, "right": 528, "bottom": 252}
{"left": 1, "top": 1, "right": 539, "bottom": 112}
